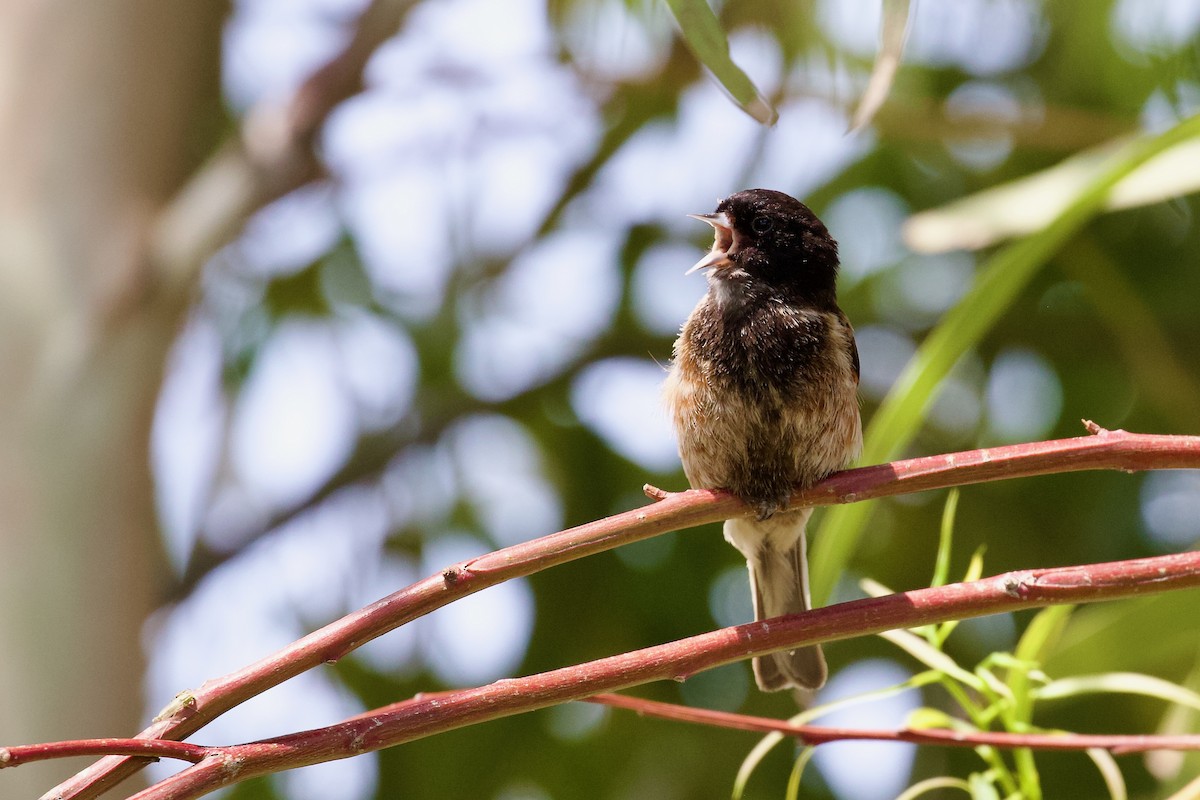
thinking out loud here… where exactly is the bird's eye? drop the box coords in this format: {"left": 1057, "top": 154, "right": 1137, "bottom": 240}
{"left": 751, "top": 216, "right": 773, "bottom": 233}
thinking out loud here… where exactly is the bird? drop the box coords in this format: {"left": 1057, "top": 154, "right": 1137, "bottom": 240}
{"left": 664, "top": 188, "right": 862, "bottom": 692}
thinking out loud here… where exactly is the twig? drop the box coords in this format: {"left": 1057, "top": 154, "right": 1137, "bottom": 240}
{"left": 1, "top": 740, "right": 207, "bottom": 769}
{"left": 586, "top": 693, "right": 1200, "bottom": 754}
{"left": 110, "top": 550, "right": 1200, "bottom": 799}
{"left": 45, "top": 427, "right": 1200, "bottom": 799}
{"left": 643, "top": 483, "right": 671, "bottom": 501}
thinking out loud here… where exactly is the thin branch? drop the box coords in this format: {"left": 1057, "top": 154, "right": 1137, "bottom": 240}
{"left": 116, "top": 550, "right": 1200, "bottom": 799}
{"left": 0, "top": 740, "right": 207, "bottom": 769}
{"left": 586, "top": 693, "right": 1200, "bottom": 755}
{"left": 46, "top": 427, "right": 1200, "bottom": 799}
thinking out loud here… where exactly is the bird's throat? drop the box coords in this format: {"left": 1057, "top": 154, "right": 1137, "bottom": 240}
{"left": 708, "top": 270, "right": 753, "bottom": 316}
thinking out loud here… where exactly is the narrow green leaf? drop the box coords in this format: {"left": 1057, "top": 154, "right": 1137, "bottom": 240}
{"left": 1013, "top": 744, "right": 1043, "bottom": 800}
{"left": 1036, "top": 672, "right": 1200, "bottom": 711}
{"left": 731, "top": 734, "right": 775, "bottom": 800}
{"left": 932, "top": 488, "right": 960, "bottom": 587}
{"left": 907, "top": 706, "right": 957, "bottom": 729}
{"left": 784, "top": 748, "right": 816, "bottom": 800}
{"left": 905, "top": 135, "right": 1200, "bottom": 253}
{"left": 974, "top": 759, "right": 1019, "bottom": 797}
{"left": 880, "top": 628, "right": 985, "bottom": 690}
{"left": 967, "top": 771, "right": 1002, "bottom": 800}
{"left": 935, "top": 542, "right": 986, "bottom": 645}
{"left": 1151, "top": 659, "right": 1200, "bottom": 784}
{"left": 731, "top": 702, "right": 827, "bottom": 797}
{"left": 1086, "top": 748, "right": 1128, "bottom": 800}
{"left": 963, "top": 545, "right": 987, "bottom": 583}
{"left": 896, "top": 776, "right": 973, "bottom": 800}
{"left": 975, "top": 666, "right": 1015, "bottom": 704}
{"left": 733, "top": 672, "right": 933, "bottom": 796}
{"left": 1163, "top": 773, "right": 1200, "bottom": 799}
{"left": 981, "top": 652, "right": 1047, "bottom": 683}
{"left": 1014, "top": 605, "right": 1074, "bottom": 666}
{"left": 1006, "top": 608, "right": 1063, "bottom": 800}
{"left": 849, "top": 0, "right": 911, "bottom": 132}
{"left": 810, "top": 112, "right": 1200, "bottom": 606}
{"left": 663, "top": 0, "right": 777, "bottom": 124}
{"left": 859, "top": 576, "right": 894, "bottom": 597}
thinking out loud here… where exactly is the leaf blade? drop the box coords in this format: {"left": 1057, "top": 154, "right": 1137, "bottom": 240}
{"left": 663, "top": 0, "right": 777, "bottom": 124}
{"left": 849, "top": 0, "right": 912, "bottom": 132}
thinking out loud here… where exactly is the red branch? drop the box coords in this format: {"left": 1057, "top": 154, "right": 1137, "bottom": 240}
{"left": 586, "top": 693, "right": 1200, "bottom": 755}
{"left": 43, "top": 427, "right": 1200, "bottom": 799}
{"left": 0, "top": 740, "right": 207, "bottom": 769}
{"left": 96, "top": 551, "right": 1200, "bottom": 799}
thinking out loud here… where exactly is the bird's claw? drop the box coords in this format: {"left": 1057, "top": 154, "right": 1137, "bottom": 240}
{"left": 754, "top": 501, "right": 779, "bottom": 521}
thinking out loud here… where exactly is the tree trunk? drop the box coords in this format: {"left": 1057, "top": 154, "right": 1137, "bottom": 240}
{"left": 0, "top": 2, "right": 225, "bottom": 795}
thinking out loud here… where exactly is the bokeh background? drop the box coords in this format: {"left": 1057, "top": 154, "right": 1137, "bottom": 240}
{"left": 1, "top": 0, "right": 1199, "bottom": 798}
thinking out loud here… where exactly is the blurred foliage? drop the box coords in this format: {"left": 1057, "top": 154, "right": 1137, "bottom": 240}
{"left": 172, "top": 1, "right": 1200, "bottom": 798}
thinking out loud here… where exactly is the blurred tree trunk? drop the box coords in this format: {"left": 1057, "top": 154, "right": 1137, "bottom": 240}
{"left": 0, "top": 2, "right": 226, "bottom": 795}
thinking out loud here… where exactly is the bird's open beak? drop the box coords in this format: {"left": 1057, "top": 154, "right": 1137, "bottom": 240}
{"left": 686, "top": 211, "right": 734, "bottom": 275}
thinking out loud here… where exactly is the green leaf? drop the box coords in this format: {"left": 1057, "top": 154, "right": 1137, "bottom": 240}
{"left": 1013, "top": 745, "right": 1042, "bottom": 800}
{"left": 1036, "top": 672, "right": 1200, "bottom": 712}
{"left": 663, "top": 0, "right": 777, "bottom": 124}
{"left": 879, "top": 628, "right": 985, "bottom": 690}
{"left": 907, "top": 706, "right": 957, "bottom": 730}
{"left": 1152, "top": 658, "right": 1200, "bottom": 786}
{"left": 849, "top": 0, "right": 911, "bottom": 132}
{"left": 1163, "top": 774, "right": 1200, "bottom": 800}
{"left": 967, "top": 771, "right": 1002, "bottom": 800}
{"left": 904, "top": 135, "right": 1200, "bottom": 254}
{"left": 1014, "top": 605, "right": 1074, "bottom": 666}
{"left": 931, "top": 488, "right": 960, "bottom": 588}
{"left": 810, "top": 111, "right": 1200, "bottom": 606}
{"left": 733, "top": 673, "right": 932, "bottom": 796}
{"left": 963, "top": 545, "right": 987, "bottom": 583}
{"left": 784, "top": 748, "right": 816, "bottom": 800}
{"left": 859, "top": 576, "right": 894, "bottom": 597}
{"left": 895, "top": 777, "right": 973, "bottom": 799}
{"left": 933, "top": 543, "right": 988, "bottom": 645}
{"left": 975, "top": 665, "right": 1015, "bottom": 704}
{"left": 1086, "top": 747, "right": 1128, "bottom": 800}
{"left": 1005, "top": 609, "right": 1065, "bottom": 800}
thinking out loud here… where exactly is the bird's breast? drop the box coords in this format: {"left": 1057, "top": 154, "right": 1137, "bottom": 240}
{"left": 666, "top": 299, "right": 861, "bottom": 508}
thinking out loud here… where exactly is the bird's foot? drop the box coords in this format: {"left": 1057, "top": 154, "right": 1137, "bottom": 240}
{"left": 754, "top": 500, "right": 780, "bottom": 521}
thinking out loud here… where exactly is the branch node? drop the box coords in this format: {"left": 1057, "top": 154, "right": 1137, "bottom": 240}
{"left": 643, "top": 484, "right": 670, "bottom": 501}
{"left": 1001, "top": 574, "right": 1028, "bottom": 599}
{"left": 442, "top": 566, "right": 465, "bottom": 586}
{"left": 1082, "top": 419, "right": 1107, "bottom": 435}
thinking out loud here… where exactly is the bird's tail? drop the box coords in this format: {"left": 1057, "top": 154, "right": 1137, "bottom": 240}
{"left": 725, "top": 512, "right": 827, "bottom": 692}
